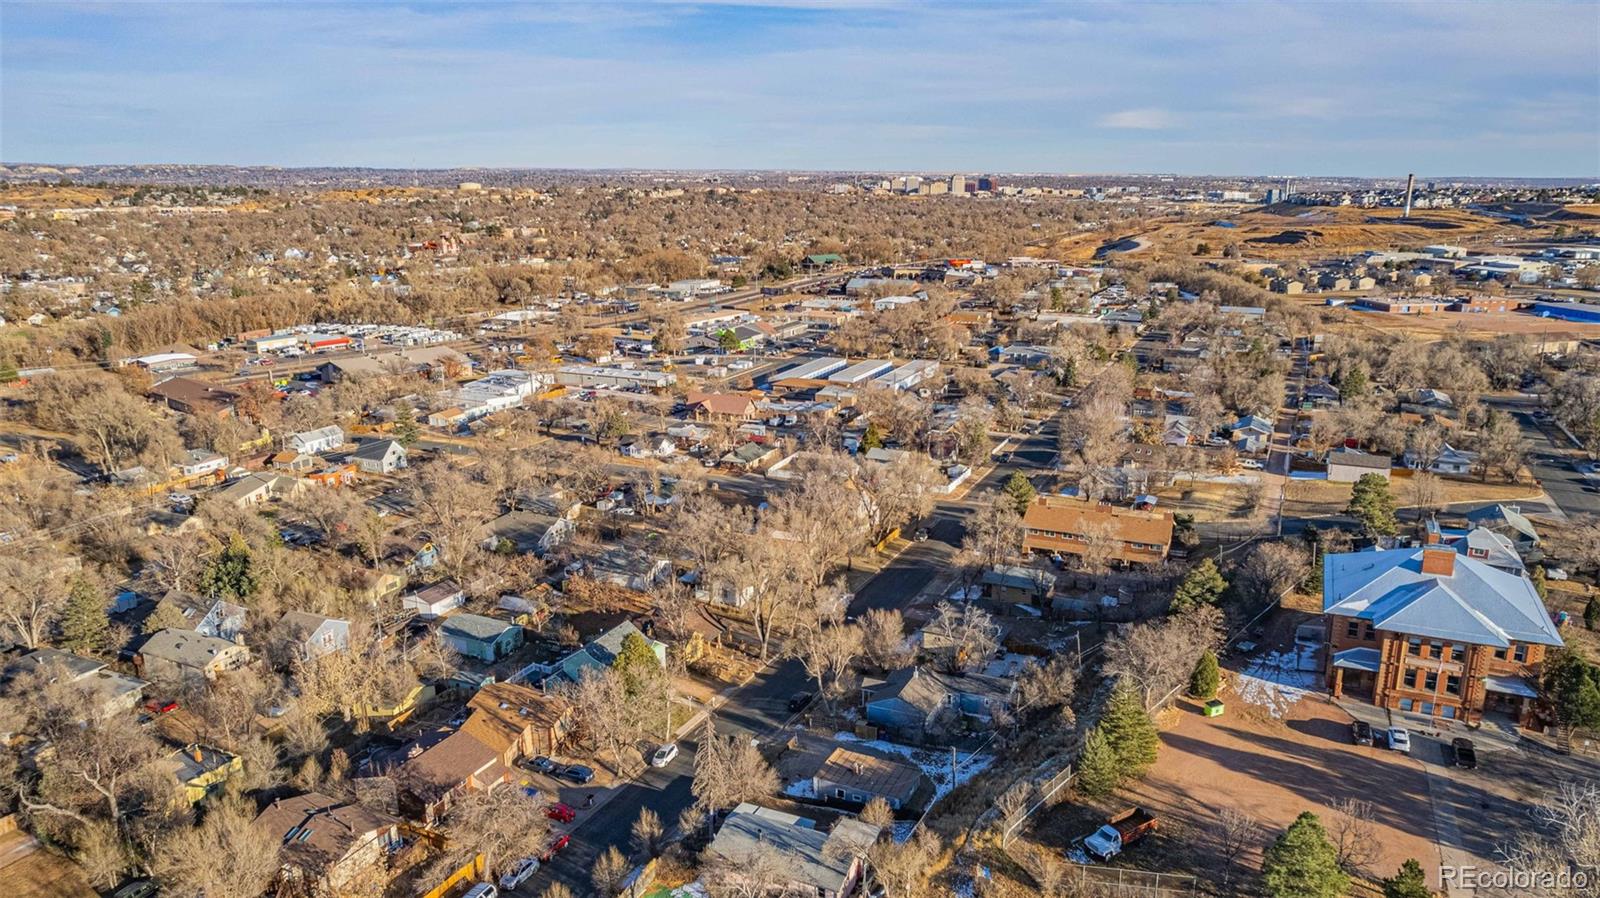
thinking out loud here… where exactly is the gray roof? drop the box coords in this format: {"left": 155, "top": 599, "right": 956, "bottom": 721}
{"left": 1465, "top": 504, "right": 1540, "bottom": 543}
{"left": 140, "top": 628, "right": 243, "bottom": 668}
{"left": 1454, "top": 527, "right": 1524, "bottom": 572}
{"left": 352, "top": 438, "right": 404, "bottom": 461}
{"left": 1328, "top": 449, "right": 1392, "bottom": 469}
{"left": 709, "top": 807, "right": 878, "bottom": 893}
{"left": 440, "top": 612, "right": 517, "bottom": 643}
{"left": 1324, "top": 548, "right": 1562, "bottom": 649}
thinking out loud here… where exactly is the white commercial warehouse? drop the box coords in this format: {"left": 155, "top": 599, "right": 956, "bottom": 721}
{"left": 778, "top": 357, "right": 848, "bottom": 381}
{"left": 556, "top": 365, "right": 677, "bottom": 390}
{"left": 828, "top": 359, "right": 893, "bottom": 384}
{"left": 874, "top": 359, "right": 939, "bottom": 391}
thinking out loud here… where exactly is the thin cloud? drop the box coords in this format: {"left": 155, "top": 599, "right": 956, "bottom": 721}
{"left": 1098, "top": 108, "right": 1176, "bottom": 130}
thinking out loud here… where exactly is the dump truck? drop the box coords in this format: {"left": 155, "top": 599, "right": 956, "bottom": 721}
{"left": 1081, "top": 807, "right": 1158, "bottom": 860}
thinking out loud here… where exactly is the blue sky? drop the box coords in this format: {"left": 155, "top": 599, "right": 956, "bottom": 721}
{"left": 3, "top": 1, "right": 1597, "bottom": 176}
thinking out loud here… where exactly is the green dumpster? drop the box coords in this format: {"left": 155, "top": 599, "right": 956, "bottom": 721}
{"left": 1203, "top": 699, "right": 1225, "bottom": 718}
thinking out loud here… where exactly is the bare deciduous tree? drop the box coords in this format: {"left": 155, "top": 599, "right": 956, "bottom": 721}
{"left": 859, "top": 608, "right": 911, "bottom": 673}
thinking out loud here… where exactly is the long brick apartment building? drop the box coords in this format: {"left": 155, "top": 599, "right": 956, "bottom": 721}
{"left": 1020, "top": 496, "right": 1174, "bottom": 566}
{"left": 1323, "top": 545, "right": 1562, "bottom": 727}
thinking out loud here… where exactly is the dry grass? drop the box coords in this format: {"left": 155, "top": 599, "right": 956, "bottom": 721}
{"left": 0, "top": 835, "right": 94, "bottom": 898}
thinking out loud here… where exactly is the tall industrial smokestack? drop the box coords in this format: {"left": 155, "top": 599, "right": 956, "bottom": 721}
{"left": 1403, "top": 173, "right": 1416, "bottom": 218}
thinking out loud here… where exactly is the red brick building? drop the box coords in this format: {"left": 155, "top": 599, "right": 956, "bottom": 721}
{"left": 1323, "top": 546, "right": 1561, "bottom": 727}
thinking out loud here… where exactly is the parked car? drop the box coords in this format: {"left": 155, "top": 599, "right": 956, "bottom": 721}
{"left": 1350, "top": 720, "right": 1373, "bottom": 746}
{"left": 112, "top": 880, "right": 159, "bottom": 898}
{"left": 497, "top": 858, "right": 539, "bottom": 891}
{"left": 1547, "top": 567, "right": 1570, "bottom": 581}
{"left": 913, "top": 527, "right": 930, "bottom": 542}
{"left": 651, "top": 743, "right": 679, "bottom": 768}
{"left": 522, "top": 755, "right": 558, "bottom": 774}
{"left": 1387, "top": 727, "right": 1412, "bottom": 754}
{"left": 461, "top": 884, "right": 497, "bottom": 898}
{"left": 560, "top": 764, "right": 594, "bottom": 784}
{"left": 1239, "top": 458, "right": 1265, "bottom": 470}
{"left": 787, "top": 691, "right": 814, "bottom": 713}
{"left": 144, "top": 699, "right": 179, "bottom": 715}
{"left": 1080, "top": 807, "right": 1158, "bottom": 861}
{"left": 539, "top": 834, "right": 571, "bottom": 863}
{"left": 547, "top": 803, "right": 576, "bottom": 823}
{"left": 1450, "top": 737, "right": 1478, "bottom": 769}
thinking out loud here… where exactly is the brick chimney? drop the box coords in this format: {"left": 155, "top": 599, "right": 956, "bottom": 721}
{"left": 1423, "top": 517, "right": 1441, "bottom": 545}
{"left": 1421, "top": 547, "right": 1455, "bottom": 577}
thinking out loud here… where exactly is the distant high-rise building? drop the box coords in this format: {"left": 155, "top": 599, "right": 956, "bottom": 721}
{"left": 949, "top": 175, "right": 966, "bottom": 194}
{"left": 977, "top": 177, "right": 995, "bottom": 192}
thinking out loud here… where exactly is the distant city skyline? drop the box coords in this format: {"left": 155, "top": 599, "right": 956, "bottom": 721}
{"left": 3, "top": 1, "right": 1597, "bottom": 178}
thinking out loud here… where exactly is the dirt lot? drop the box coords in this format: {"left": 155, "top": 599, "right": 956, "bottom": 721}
{"left": 1131, "top": 694, "right": 1439, "bottom": 893}
{"left": 0, "top": 833, "right": 95, "bottom": 898}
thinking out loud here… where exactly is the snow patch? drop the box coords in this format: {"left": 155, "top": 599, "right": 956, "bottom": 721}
{"left": 782, "top": 779, "right": 818, "bottom": 799}
{"left": 1233, "top": 649, "right": 1318, "bottom": 718}
{"left": 832, "top": 732, "right": 995, "bottom": 814}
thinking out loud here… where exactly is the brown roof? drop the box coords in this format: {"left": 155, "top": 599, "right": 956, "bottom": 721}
{"left": 466, "top": 681, "right": 571, "bottom": 745}
{"left": 397, "top": 728, "right": 500, "bottom": 802}
{"left": 148, "top": 376, "right": 239, "bottom": 409}
{"left": 687, "top": 391, "right": 757, "bottom": 416}
{"left": 1021, "top": 497, "right": 1173, "bottom": 562}
{"left": 812, "top": 746, "right": 925, "bottom": 804}
{"left": 252, "top": 792, "right": 398, "bottom": 877}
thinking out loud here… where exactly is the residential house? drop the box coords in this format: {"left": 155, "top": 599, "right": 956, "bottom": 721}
{"left": 980, "top": 564, "right": 1057, "bottom": 605}
{"left": 584, "top": 546, "right": 671, "bottom": 592}
{"left": 1464, "top": 504, "right": 1541, "bottom": 559}
{"left": 1302, "top": 381, "right": 1342, "bottom": 408}
{"left": 216, "top": 472, "right": 307, "bottom": 507}
{"left": 395, "top": 727, "right": 508, "bottom": 823}
{"left": 178, "top": 448, "right": 229, "bottom": 479}
{"left": 153, "top": 590, "right": 247, "bottom": 642}
{"left": 439, "top": 613, "right": 524, "bottom": 662}
{"left": 1020, "top": 497, "right": 1174, "bottom": 566}
{"left": 148, "top": 376, "right": 240, "bottom": 416}
{"left": 720, "top": 441, "right": 780, "bottom": 472}
{"left": 136, "top": 629, "right": 250, "bottom": 682}
{"left": 352, "top": 438, "right": 408, "bottom": 475}
{"left": 862, "top": 666, "right": 1012, "bottom": 737}
{"left": 618, "top": 434, "right": 676, "bottom": 459}
{"left": 1230, "top": 415, "right": 1275, "bottom": 454}
{"left": 269, "top": 611, "right": 351, "bottom": 664}
{"left": 1327, "top": 449, "right": 1393, "bottom": 482}
{"left": 0, "top": 648, "right": 147, "bottom": 717}
{"left": 1405, "top": 442, "right": 1475, "bottom": 476}
{"left": 547, "top": 620, "right": 667, "bottom": 685}
{"left": 166, "top": 744, "right": 242, "bottom": 804}
{"left": 402, "top": 580, "right": 465, "bottom": 619}
{"left": 268, "top": 451, "right": 316, "bottom": 473}
{"left": 805, "top": 746, "right": 928, "bottom": 811}
{"left": 1324, "top": 546, "right": 1562, "bottom": 727}
{"left": 252, "top": 792, "right": 402, "bottom": 894}
{"left": 288, "top": 425, "right": 345, "bottom": 455}
{"left": 465, "top": 681, "right": 573, "bottom": 758}
{"left": 481, "top": 509, "right": 575, "bottom": 557}
{"left": 707, "top": 806, "right": 880, "bottom": 898}
{"left": 1162, "top": 417, "right": 1194, "bottom": 447}
{"left": 688, "top": 391, "right": 761, "bottom": 421}
{"left": 306, "top": 463, "right": 358, "bottom": 488}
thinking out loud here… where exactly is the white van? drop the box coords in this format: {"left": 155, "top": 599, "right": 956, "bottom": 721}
{"left": 462, "top": 884, "right": 498, "bottom": 898}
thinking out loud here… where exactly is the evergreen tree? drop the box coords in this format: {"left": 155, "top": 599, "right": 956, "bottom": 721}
{"left": 1189, "top": 650, "right": 1220, "bottom": 700}
{"left": 1584, "top": 594, "right": 1598, "bottom": 632}
{"left": 1073, "top": 726, "right": 1119, "bottom": 798}
{"left": 861, "top": 422, "right": 884, "bottom": 451}
{"left": 1544, "top": 651, "right": 1600, "bottom": 731}
{"left": 1338, "top": 366, "right": 1368, "bottom": 402}
{"left": 1100, "top": 682, "right": 1160, "bottom": 776}
{"left": 393, "top": 400, "right": 420, "bottom": 446}
{"left": 0, "top": 360, "right": 18, "bottom": 384}
{"left": 613, "top": 631, "right": 664, "bottom": 699}
{"left": 1172, "top": 558, "right": 1227, "bottom": 614}
{"left": 143, "top": 600, "right": 190, "bottom": 635}
{"left": 1002, "top": 472, "right": 1037, "bottom": 516}
{"left": 200, "top": 534, "right": 258, "bottom": 602}
{"left": 1262, "top": 811, "right": 1348, "bottom": 898}
{"left": 60, "top": 576, "right": 111, "bottom": 654}
{"left": 1381, "top": 859, "right": 1431, "bottom": 898}
{"left": 1346, "top": 473, "right": 1398, "bottom": 537}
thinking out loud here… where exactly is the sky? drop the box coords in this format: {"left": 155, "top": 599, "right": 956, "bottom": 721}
{"left": 2, "top": 1, "right": 1597, "bottom": 177}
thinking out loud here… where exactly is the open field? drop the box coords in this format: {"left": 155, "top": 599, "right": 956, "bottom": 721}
{"left": 1050, "top": 203, "right": 1598, "bottom": 265}
{"left": 1297, "top": 297, "right": 1600, "bottom": 342}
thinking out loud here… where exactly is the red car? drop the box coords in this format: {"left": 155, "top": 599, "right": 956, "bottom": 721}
{"left": 145, "top": 699, "right": 179, "bottom": 715}
{"left": 539, "top": 834, "right": 570, "bottom": 862}
{"left": 546, "top": 803, "right": 576, "bottom": 823}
